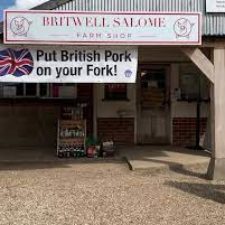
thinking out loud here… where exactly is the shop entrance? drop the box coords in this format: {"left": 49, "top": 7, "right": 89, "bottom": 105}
{"left": 137, "top": 65, "right": 170, "bottom": 144}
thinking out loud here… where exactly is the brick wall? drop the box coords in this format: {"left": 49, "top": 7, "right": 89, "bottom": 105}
{"left": 173, "top": 117, "right": 207, "bottom": 146}
{"left": 97, "top": 118, "right": 134, "bottom": 144}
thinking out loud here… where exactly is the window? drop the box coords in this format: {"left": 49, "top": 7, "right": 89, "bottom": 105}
{"left": 40, "top": 84, "right": 48, "bottom": 97}
{"left": 0, "top": 83, "right": 77, "bottom": 99}
{"left": 104, "top": 84, "right": 128, "bottom": 101}
{"left": 179, "top": 64, "right": 210, "bottom": 101}
{"left": 25, "top": 83, "right": 37, "bottom": 96}
{"left": 140, "top": 67, "right": 166, "bottom": 108}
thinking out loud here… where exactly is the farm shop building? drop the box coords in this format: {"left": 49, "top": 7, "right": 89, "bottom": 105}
{"left": 0, "top": 0, "right": 225, "bottom": 179}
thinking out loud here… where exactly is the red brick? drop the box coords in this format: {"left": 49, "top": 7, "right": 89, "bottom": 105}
{"left": 97, "top": 118, "right": 134, "bottom": 144}
{"left": 173, "top": 117, "right": 207, "bottom": 147}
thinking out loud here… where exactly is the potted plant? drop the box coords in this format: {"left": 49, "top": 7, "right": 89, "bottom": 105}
{"left": 85, "top": 136, "right": 97, "bottom": 158}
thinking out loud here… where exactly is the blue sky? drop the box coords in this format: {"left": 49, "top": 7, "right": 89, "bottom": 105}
{"left": 0, "top": 0, "right": 49, "bottom": 21}
{"left": 0, "top": 0, "right": 15, "bottom": 20}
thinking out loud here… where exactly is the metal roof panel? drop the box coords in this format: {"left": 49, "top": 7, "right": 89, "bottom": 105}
{"left": 1, "top": 0, "right": 225, "bottom": 36}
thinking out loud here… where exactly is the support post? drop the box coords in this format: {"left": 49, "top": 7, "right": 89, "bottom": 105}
{"left": 182, "top": 48, "right": 214, "bottom": 83}
{"left": 207, "top": 47, "right": 225, "bottom": 180}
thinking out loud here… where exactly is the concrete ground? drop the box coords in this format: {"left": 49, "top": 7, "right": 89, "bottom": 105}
{"left": 0, "top": 161, "right": 225, "bottom": 225}
{"left": 0, "top": 145, "right": 212, "bottom": 179}
{"left": 118, "top": 145, "right": 211, "bottom": 171}
{"left": 0, "top": 146, "right": 57, "bottom": 162}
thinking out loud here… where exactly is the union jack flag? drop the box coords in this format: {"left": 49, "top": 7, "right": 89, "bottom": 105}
{"left": 0, "top": 48, "right": 33, "bottom": 77}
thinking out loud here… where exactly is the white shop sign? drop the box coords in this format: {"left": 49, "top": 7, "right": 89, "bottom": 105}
{"left": 206, "top": 0, "right": 225, "bottom": 13}
{"left": 4, "top": 10, "right": 201, "bottom": 45}
{"left": 0, "top": 46, "right": 137, "bottom": 83}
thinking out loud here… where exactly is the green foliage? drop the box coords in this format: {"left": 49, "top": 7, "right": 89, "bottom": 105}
{"left": 85, "top": 136, "right": 100, "bottom": 147}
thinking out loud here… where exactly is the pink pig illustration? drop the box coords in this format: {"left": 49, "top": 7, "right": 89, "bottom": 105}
{"left": 14, "top": 18, "right": 25, "bottom": 32}
{"left": 174, "top": 18, "right": 194, "bottom": 38}
{"left": 10, "top": 16, "right": 31, "bottom": 36}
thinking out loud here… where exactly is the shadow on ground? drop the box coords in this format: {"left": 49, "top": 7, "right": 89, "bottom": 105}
{"left": 165, "top": 181, "right": 225, "bottom": 204}
{"left": 0, "top": 159, "right": 124, "bottom": 171}
{"left": 169, "top": 165, "right": 207, "bottom": 179}
{"left": 0, "top": 147, "right": 124, "bottom": 171}
{"left": 119, "top": 145, "right": 211, "bottom": 157}
{"left": 120, "top": 145, "right": 210, "bottom": 179}
{"left": 129, "top": 157, "right": 208, "bottom": 179}
{"left": 0, "top": 145, "right": 210, "bottom": 176}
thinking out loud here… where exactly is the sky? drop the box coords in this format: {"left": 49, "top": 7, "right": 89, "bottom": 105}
{"left": 0, "top": 0, "right": 49, "bottom": 21}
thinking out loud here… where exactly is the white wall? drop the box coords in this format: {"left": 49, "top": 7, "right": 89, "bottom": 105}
{"left": 171, "top": 101, "right": 209, "bottom": 117}
{"left": 95, "top": 47, "right": 190, "bottom": 119}
{"left": 170, "top": 63, "right": 210, "bottom": 118}
{"left": 95, "top": 84, "right": 136, "bottom": 118}
{"left": 94, "top": 49, "right": 210, "bottom": 143}
{"left": 95, "top": 52, "right": 211, "bottom": 120}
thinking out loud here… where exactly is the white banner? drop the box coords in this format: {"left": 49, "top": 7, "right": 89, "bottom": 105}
{"left": 206, "top": 0, "right": 225, "bottom": 12}
{"left": 0, "top": 46, "right": 138, "bottom": 83}
{"left": 4, "top": 10, "right": 201, "bottom": 45}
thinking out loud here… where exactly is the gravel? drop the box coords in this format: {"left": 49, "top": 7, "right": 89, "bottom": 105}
{"left": 0, "top": 161, "right": 225, "bottom": 225}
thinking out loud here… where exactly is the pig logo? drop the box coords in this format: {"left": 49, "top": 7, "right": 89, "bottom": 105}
{"left": 124, "top": 69, "right": 132, "bottom": 78}
{"left": 10, "top": 17, "right": 31, "bottom": 36}
{"left": 173, "top": 18, "right": 194, "bottom": 39}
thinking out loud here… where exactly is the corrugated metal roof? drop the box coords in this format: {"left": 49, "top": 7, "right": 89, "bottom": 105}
{"left": 32, "top": 0, "right": 72, "bottom": 10}
{"left": 1, "top": 0, "right": 225, "bottom": 36}
{"left": 54, "top": 0, "right": 225, "bottom": 36}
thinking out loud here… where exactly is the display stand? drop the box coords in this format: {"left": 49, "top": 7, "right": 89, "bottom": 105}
{"left": 57, "top": 120, "right": 86, "bottom": 158}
